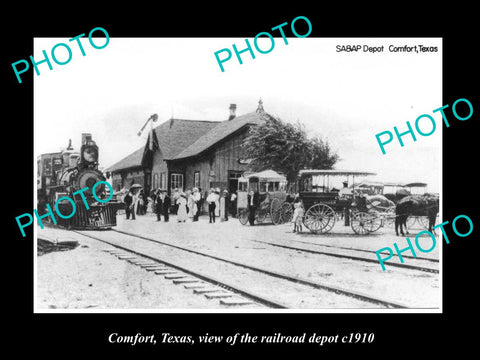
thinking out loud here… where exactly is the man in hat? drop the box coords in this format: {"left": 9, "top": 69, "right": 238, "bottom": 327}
{"left": 206, "top": 188, "right": 218, "bottom": 223}
{"left": 162, "top": 190, "right": 170, "bottom": 222}
{"left": 247, "top": 190, "right": 259, "bottom": 226}
{"left": 338, "top": 181, "right": 352, "bottom": 226}
{"left": 339, "top": 181, "right": 352, "bottom": 199}
{"left": 124, "top": 190, "right": 136, "bottom": 220}
{"left": 154, "top": 189, "right": 163, "bottom": 221}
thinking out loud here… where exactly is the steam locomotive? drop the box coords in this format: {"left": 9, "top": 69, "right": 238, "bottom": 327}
{"left": 37, "top": 133, "right": 123, "bottom": 229}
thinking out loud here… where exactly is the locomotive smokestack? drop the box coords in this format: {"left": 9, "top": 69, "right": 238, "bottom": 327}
{"left": 82, "top": 133, "right": 92, "bottom": 145}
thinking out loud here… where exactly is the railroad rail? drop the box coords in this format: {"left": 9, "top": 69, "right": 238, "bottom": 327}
{"left": 89, "top": 229, "right": 412, "bottom": 308}
{"left": 283, "top": 237, "right": 439, "bottom": 263}
{"left": 73, "top": 230, "right": 288, "bottom": 309}
{"left": 250, "top": 239, "right": 439, "bottom": 274}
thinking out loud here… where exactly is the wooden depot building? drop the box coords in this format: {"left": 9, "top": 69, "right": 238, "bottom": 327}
{"left": 106, "top": 100, "right": 272, "bottom": 197}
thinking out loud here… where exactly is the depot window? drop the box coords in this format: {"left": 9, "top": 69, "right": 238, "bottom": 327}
{"left": 194, "top": 171, "right": 200, "bottom": 188}
{"left": 171, "top": 173, "right": 184, "bottom": 191}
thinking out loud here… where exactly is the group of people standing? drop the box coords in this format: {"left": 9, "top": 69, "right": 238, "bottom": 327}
{"left": 171, "top": 187, "right": 202, "bottom": 223}
{"left": 205, "top": 188, "right": 233, "bottom": 223}
{"left": 172, "top": 187, "right": 234, "bottom": 224}
{"left": 123, "top": 185, "right": 305, "bottom": 232}
{"left": 123, "top": 188, "right": 170, "bottom": 221}
{"left": 124, "top": 187, "right": 237, "bottom": 224}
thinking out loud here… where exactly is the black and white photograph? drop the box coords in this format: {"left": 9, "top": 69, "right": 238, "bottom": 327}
{"left": 33, "top": 37, "right": 442, "bottom": 312}
{"left": 5, "top": 5, "right": 478, "bottom": 356}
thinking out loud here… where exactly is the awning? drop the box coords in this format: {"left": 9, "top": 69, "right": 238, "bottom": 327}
{"left": 405, "top": 182, "right": 427, "bottom": 187}
{"left": 356, "top": 181, "right": 385, "bottom": 188}
{"left": 243, "top": 169, "right": 286, "bottom": 181}
{"left": 299, "top": 169, "right": 376, "bottom": 177}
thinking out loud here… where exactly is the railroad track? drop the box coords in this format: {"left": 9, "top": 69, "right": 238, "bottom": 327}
{"left": 75, "top": 229, "right": 410, "bottom": 309}
{"left": 250, "top": 239, "right": 439, "bottom": 274}
{"left": 278, "top": 237, "right": 439, "bottom": 263}
{"left": 73, "top": 231, "right": 287, "bottom": 309}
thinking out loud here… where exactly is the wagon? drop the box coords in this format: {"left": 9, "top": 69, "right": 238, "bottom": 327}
{"left": 295, "top": 169, "right": 380, "bottom": 235}
{"left": 236, "top": 170, "right": 291, "bottom": 225}
{"left": 401, "top": 182, "right": 429, "bottom": 229}
{"left": 360, "top": 194, "right": 397, "bottom": 231}
{"left": 379, "top": 181, "right": 433, "bottom": 230}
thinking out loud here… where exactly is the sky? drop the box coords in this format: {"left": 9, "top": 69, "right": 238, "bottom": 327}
{"left": 34, "top": 37, "right": 442, "bottom": 192}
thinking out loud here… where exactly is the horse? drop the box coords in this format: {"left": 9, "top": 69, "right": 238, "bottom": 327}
{"left": 395, "top": 194, "right": 439, "bottom": 236}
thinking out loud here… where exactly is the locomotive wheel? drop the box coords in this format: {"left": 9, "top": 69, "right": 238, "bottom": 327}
{"left": 270, "top": 198, "right": 282, "bottom": 225}
{"left": 351, "top": 212, "right": 371, "bottom": 235}
{"left": 303, "top": 204, "right": 335, "bottom": 234}
{"left": 281, "top": 202, "right": 294, "bottom": 224}
{"left": 238, "top": 209, "right": 249, "bottom": 225}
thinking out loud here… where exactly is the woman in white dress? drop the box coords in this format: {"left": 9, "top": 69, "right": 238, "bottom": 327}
{"left": 176, "top": 193, "right": 188, "bottom": 222}
{"left": 186, "top": 190, "right": 196, "bottom": 220}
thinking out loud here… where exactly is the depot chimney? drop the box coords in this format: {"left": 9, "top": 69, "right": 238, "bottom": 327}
{"left": 228, "top": 104, "right": 237, "bottom": 120}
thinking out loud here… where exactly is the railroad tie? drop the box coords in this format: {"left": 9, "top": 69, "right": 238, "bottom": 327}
{"left": 129, "top": 260, "right": 157, "bottom": 266}
{"left": 172, "top": 278, "right": 200, "bottom": 284}
{"left": 106, "top": 251, "right": 128, "bottom": 256}
{"left": 204, "top": 292, "right": 234, "bottom": 299}
{"left": 184, "top": 283, "right": 209, "bottom": 289}
{"left": 193, "top": 287, "right": 226, "bottom": 294}
{"left": 220, "top": 298, "right": 254, "bottom": 306}
{"left": 142, "top": 265, "right": 168, "bottom": 271}
{"left": 154, "top": 269, "right": 179, "bottom": 275}
{"left": 164, "top": 274, "right": 189, "bottom": 280}
{"left": 106, "top": 250, "right": 128, "bottom": 255}
{"left": 117, "top": 255, "right": 137, "bottom": 260}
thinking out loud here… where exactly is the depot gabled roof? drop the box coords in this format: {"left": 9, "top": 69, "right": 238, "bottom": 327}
{"left": 105, "top": 118, "right": 219, "bottom": 172}
{"left": 105, "top": 108, "right": 271, "bottom": 172}
{"left": 149, "top": 118, "right": 219, "bottom": 160}
{"left": 170, "top": 111, "right": 269, "bottom": 161}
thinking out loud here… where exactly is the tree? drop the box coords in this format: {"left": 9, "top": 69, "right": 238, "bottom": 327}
{"left": 242, "top": 116, "right": 339, "bottom": 184}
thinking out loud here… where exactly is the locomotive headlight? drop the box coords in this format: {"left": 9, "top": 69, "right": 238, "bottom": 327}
{"left": 82, "top": 146, "right": 98, "bottom": 163}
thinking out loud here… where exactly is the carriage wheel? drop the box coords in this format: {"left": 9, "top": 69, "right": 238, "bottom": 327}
{"left": 419, "top": 216, "right": 430, "bottom": 229}
{"left": 238, "top": 209, "right": 248, "bottom": 225}
{"left": 303, "top": 204, "right": 336, "bottom": 233}
{"left": 406, "top": 216, "right": 417, "bottom": 229}
{"left": 351, "top": 212, "right": 371, "bottom": 235}
{"left": 270, "top": 198, "right": 282, "bottom": 225}
{"left": 366, "top": 212, "right": 382, "bottom": 232}
{"left": 281, "top": 202, "right": 294, "bottom": 224}
{"left": 383, "top": 207, "right": 396, "bottom": 228}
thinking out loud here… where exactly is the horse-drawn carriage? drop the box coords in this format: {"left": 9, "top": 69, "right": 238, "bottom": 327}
{"left": 291, "top": 169, "right": 393, "bottom": 235}
{"left": 401, "top": 182, "right": 434, "bottom": 229}
{"left": 236, "top": 168, "right": 439, "bottom": 235}
{"left": 236, "top": 170, "right": 292, "bottom": 225}
{"left": 354, "top": 180, "right": 439, "bottom": 231}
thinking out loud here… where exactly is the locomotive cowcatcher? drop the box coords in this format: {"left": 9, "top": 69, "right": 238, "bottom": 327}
{"left": 37, "top": 133, "right": 124, "bottom": 229}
